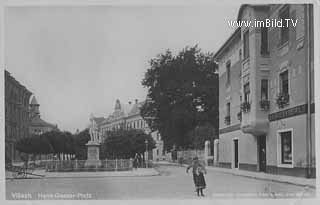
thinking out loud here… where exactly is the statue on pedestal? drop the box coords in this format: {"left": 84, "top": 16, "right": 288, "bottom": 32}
{"left": 89, "top": 114, "right": 100, "bottom": 142}
{"left": 85, "top": 114, "right": 101, "bottom": 168}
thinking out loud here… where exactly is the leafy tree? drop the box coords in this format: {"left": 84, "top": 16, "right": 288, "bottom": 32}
{"left": 141, "top": 45, "right": 218, "bottom": 151}
{"left": 187, "top": 123, "right": 217, "bottom": 150}
{"left": 15, "top": 130, "right": 78, "bottom": 160}
{"left": 101, "top": 129, "right": 155, "bottom": 159}
{"left": 73, "top": 129, "right": 90, "bottom": 160}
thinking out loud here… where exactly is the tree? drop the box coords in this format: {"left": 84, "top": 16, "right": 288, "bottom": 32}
{"left": 187, "top": 123, "right": 217, "bottom": 150}
{"left": 15, "top": 130, "right": 78, "bottom": 160}
{"left": 101, "top": 129, "right": 155, "bottom": 159}
{"left": 73, "top": 129, "right": 90, "bottom": 160}
{"left": 141, "top": 45, "right": 219, "bottom": 151}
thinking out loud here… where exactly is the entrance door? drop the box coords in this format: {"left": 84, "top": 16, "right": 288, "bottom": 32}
{"left": 234, "top": 139, "right": 239, "bottom": 169}
{"left": 258, "top": 136, "right": 266, "bottom": 172}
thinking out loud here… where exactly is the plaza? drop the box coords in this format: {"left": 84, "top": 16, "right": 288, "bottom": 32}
{"left": 6, "top": 165, "right": 315, "bottom": 200}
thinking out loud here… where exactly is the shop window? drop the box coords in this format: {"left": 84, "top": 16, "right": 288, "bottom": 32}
{"left": 280, "top": 131, "right": 292, "bottom": 164}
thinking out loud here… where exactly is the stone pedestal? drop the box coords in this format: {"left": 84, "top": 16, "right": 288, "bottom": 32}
{"left": 84, "top": 141, "right": 101, "bottom": 168}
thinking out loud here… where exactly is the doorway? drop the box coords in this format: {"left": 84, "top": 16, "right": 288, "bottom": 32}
{"left": 258, "top": 136, "right": 266, "bottom": 172}
{"left": 233, "top": 139, "right": 239, "bottom": 169}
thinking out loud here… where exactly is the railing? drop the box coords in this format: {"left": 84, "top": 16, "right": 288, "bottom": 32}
{"left": 276, "top": 93, "right": 290, "bottom": 108}
{"left": 45, "top": 159, "right": 134, "bottom": 172}
{"left": 224, "top": 116, "right": 231, "bottom": 125}
{"left": 240, "top": 101, "right": 251, "bottom": 113}
{"left": 259, "top": 100, "right": 270, "bottom": 111}
{"left": 237, "top": 111, "right": 242, "bottom": 121}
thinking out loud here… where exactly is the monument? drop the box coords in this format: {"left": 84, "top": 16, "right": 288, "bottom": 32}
{"left": 84, "top": 114, "right": 102, "bottom": 168}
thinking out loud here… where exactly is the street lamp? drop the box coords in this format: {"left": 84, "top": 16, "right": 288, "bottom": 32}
{"left": 145, "top": 139, "right": 148, "bottom": 168}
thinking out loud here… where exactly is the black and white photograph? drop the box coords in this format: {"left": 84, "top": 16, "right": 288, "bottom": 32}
{"left": 2, "top": 0, "right": 319, "bottom": 201}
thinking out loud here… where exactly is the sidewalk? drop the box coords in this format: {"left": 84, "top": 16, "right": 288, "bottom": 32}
{"left": 5, "top": 168, "right": 160, "bottom": 179}
{"left": 155, "top": 161, "right": 316, "bottom": 188}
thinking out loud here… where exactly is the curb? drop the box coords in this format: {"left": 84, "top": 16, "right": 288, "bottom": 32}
{"left": 155, "top": 162, "right": 316, "bottom": 188}
{"left": 5, "top": 169, "right": 160, "bottom": 180}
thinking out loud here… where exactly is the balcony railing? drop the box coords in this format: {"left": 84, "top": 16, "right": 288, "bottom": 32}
{"left": 240, "top": 102, "right": 251, "bottom": 113}
{"left": 276, "top": 93, "right": 289, "bottom": 109}
{"left": 259, "top": 100, "right": 270, "bottom": 111}
{"left": 224, "top": 116, "right": 231, "bottom": 125}
{"left": 237, "top": 111, "right": 242, "bottom": 121}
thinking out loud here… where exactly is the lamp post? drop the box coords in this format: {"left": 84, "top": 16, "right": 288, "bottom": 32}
{"left": 145, "top": 139, "right": 148, "bottom": 168}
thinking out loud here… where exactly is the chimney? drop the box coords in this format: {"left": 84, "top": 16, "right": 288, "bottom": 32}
{"left": 135, "top": 99, "right": 138, "bottom": 104}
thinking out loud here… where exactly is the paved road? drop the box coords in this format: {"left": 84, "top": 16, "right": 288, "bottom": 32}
{"left": 6, "top": 165, "right": 315, "bottom": 199}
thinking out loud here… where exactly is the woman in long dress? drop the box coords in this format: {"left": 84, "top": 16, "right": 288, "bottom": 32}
{"left": 186, "top": 157, "right": 207, "bottom": 196}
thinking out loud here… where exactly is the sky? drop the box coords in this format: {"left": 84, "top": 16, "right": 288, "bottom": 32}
{"left": 5, "top": 4, "right": 241, "bottom": 133}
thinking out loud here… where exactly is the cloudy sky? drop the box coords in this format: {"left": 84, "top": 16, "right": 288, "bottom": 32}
{"left": 5, "top": 4, "right": 241, "bottom": 132}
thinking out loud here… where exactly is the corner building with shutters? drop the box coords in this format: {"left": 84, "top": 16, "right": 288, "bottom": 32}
{"left": 214, "top": 4, "right": 315, "bottom": 178}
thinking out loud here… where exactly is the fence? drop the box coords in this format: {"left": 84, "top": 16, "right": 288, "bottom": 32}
{"left": 176, "top": 149, "right": 205, "bottom": 164}
{"left": 45, "top": 159, "right": 133, "bottom": 172}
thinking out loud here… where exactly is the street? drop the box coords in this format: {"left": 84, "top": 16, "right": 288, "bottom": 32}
{"left": 6, "top": 165, "right": 315, "bottom": 199}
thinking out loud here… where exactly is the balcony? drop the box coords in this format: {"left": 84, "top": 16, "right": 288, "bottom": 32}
{"left": 276, "top": 93, "right": 289, "bottom": 109}
{"left": 259, "top": 100, "right": 270, "bottom": 111}
{"left": 240, "top": 100, "right": 269, "bottom": 136}
{"left": 240, "top": 102, "right": 251, "bottom": 113}
{"left": 237, "top": 111, "right": 242, "bottom": 121}
{"left": 224, "top": 116, "right": 231, "bottom": 125}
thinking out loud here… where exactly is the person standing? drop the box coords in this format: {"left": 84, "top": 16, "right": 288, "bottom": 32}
{"left": 133, "top": 153, "right": 139, "bottom": 170}
{"left": 186, "top": 157, "right": 207, "bottom": 197}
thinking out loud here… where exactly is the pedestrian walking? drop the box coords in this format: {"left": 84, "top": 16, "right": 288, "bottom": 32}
{"left": 186, "top": 157, "right": 207, "bottom": 197}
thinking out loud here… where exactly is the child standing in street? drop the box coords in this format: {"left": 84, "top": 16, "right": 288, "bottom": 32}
{"left": 186, "top": 157, "right": 207, "bottom": 197}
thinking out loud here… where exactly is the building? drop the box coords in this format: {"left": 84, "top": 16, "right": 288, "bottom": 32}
{"left": 5, "top": 70, "right": 32, "bottom": 163}
{"left": 214, "top": 4, "right": 315, "bottom": 178}
{"left": 29, "top": 96, "right": 59, "bottom": 135}
{"left": 99, "top": 99, "right": 164, "bottom": 161}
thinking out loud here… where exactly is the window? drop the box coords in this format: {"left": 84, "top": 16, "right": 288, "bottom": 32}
{"left": 261, "top": 79, "right": 268, "bottom": 100}
{"left": 280, "top": 70, "right": 289, "bottom": 95}
{"left": 279, "top": 6, "right": 289, "bottom": 45}
{"left": 243, "top": 30, "right": 250, "bottom": 59}
{"left": 226, "top": 102, "right": 231, "bottom": 117}
{"left": 244, "top": 83, "right": 250, "bottom": 102}
{"left": 225, "top": 102, "right": 231, "bottom": 125}
{"left": 261, "top": 27, "right": 269, "bottom": 55}
{"left": 280, "top": 131, "right": 292, "bottom": 164}
{"left": 226, "top": 61, "right": 231, "bottom": 87}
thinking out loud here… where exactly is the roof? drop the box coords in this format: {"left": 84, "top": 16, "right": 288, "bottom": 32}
{"left": 5, "top": 70, "right": 32, "bottom": 95}
{"left": 102, "top": 99, "right": 147, "bottom": 124}
{"left": 93, "top": 117, "right": 105, "bottom": 126}
{"left": 30, "top": 96, "right": 39, "bottom": 105}
{"left": 237, "top": 4, "right": 269, "bottom": 21}
{"left": 213, "top": 28, "right": 241, "bottom": 61}
{"left": 30, "top": 116, "right": 57, "bottom": 129}
{"left": 213, "top": 4, "right": 270, "bottom": 61}
{"left": 128, "top": 101, "right": 145, "bottom": 116}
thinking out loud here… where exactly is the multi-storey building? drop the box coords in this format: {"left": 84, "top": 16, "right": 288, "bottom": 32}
{"left": 5, "top": 70, "right": 32, "bottom": 163}
{"left": 29, "top": 96, "right": 59, "bottom": 135}
{"left": 215, "top": 4, "right": 315, "bottom": 178}
{"left": 99, "top": 99, "right": 164, "bottom": 160}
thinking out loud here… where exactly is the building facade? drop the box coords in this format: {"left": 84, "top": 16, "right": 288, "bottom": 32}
{"left": 5, "top": 70, "right": 32, "bottom": 163}
{"left": 29, "top": 96, "right": 59, "bottom": 135}
{"left": 99, "top": 99, "right": 164, "bottom": 161}
{"left": 215, "top": 4, "right": 315, "bottom": 178}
